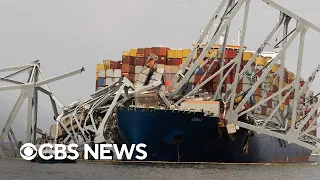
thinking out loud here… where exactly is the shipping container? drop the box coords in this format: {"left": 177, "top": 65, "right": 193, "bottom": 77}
{"left": 242, "top": 52, "right": 253, "bottom": 61}
{"left": 136, "top": 48, "right": 145, "bottom": 57}
{"left": 105, "top": 69, "right": 114, "bottom": 77}
{"left": 122, "top": 55, "right": 131, "bottom": 64}
{"left": 114, "top": 69, "right": 121, "bottom": 77}
{"left": 174, "top": 49, "right": 183, "bottom": 58}
{"left": 164, "top": 65, "right": 172, "bottom": 74}
{"left": 110, "top": 61, "right": 121, "bottom": 69}
{"left": 103, "top": 60, "right": 111, "bottom": 67}
{"left": 105, "top": 78, "right": 113, "bottom": 86}
{"left": 144, "top": 48, "right": 152, "bottom": 57}
{"left": 96, "top": 64, "right": 105, "bottom": 71}
{"left": 255, "top": 56, "right": 266, "bottom": 66}
{"left": 134, "top": 57, "right": 145, "bottom": 66}
{"left": 183, "top": 49, "right": 191, "bottom": 58}
{"left": 158, "top": 56, "right": 167, "bottom": 64}
{"left": 97, "top": 77, "right": 105, "bottom": 87}
{"left": 225, "top": 49, "right": 237, "bottom": 59}
{"left": 121, "top": 64, "right": 130, "bottom": 73}
{"left": 98, "top": 70, "right": 105, "bottom": 78}
{"left": 152, "top": 47, "right": 167, "bottom": 56}
{"left": 122, "top": 51, "right": 130, "bottom": 56}
{"left": 171, "top": 66, "right": 180, "bottom": 74}
{"left": 130, "top": 49, "right": 137, "bottom": 56}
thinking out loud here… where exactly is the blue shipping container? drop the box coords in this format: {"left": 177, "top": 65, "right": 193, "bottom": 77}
{"left": 97, "top": 77, "right": 105, "bottom": 87}
{"left": 196, "top": 67, "right": 204, "bottom": 75}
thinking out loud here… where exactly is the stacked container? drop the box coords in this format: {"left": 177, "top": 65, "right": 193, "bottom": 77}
{"left": 96, "top": 45, "right": 317, "bottom": 134}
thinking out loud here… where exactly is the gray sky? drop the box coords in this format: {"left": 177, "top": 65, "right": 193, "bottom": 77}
{"left": 0, "top": 0, "right": 319, "bottom": 141}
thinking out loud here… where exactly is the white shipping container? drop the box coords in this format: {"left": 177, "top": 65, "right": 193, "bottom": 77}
{"left": 114, "top": 69, "right": 121, "bottom": 77}
{"left": 141, "top": 68, "right": 151, "bottom": 76}
{"left": 165, "top": 66, "right": 172, "bottom": 74}
{"left": 171, "top": 66, "right": 180, "bottom": 73}
{"left": 98, "top": 70, "right": 105, "bottom": 78}
{"left": 135, "top": 66, "right": 143, "bottom": 74}
{"left": 262, "top": 100, "right": 267, "bottom": 107}
{"left": 105, "top": 78, "right": 113, "bottom": 86}
{"left": 180, "top": 100, "right": 220, "bottom": 116}
{"left": 157, "top": 64, "right": 165, "bottom": 69}
{"left": 106, "top": 69, "right": 114, "bottom": 77}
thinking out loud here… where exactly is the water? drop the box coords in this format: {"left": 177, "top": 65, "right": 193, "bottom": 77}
{"left": 0, "top": 157, "right": 320, "bottom": 180}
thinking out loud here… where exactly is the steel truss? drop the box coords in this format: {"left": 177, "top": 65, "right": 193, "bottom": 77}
{"left": 0, "top": 61, "right": 84, "bottom": 157}
{"left": 50, "top": 76, "right": 164, "bottom": 146}
{"left": 165, "top": 0, "right": 320, "bottom": 152}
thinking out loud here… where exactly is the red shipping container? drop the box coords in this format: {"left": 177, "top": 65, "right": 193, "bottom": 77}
{"left": 129, "top": 73, "right": 135, "bottom": 82}
{"left": 121, "top": 72, "right": 130, "bottom": 78}
{"left": 121, "top": 64, "right": 130, "bottom": 73}
{"left": 134, "top": 57, "right": 145, "bottom": 66}
{"left": 284, "top": 98, "right": 290, "bottom": 105}
{"left": 167, "top": 58, "right": 174, "bottom": 65}
{"left": 272, "top": 85, "right": 278, "bottom": 92}
{"left": 256, "top": 87, "right": 262, "bottom": 97}
{"left": 122, "top": 55, "right": 131, "bottom": 64}
{"left": 129, "top": 65, "right": 135, "bottom": 74}
{"left": 151, "top": 47, "right": 168, "bottom": 56}
{"left": 236, "top": 83, "right": 242, "bottom": 93}
{"left": 282, "top": 90, "right": 289, "bottom": 96}
{"left": 267, "top": 99, "right": 272, "bottom": 108}
{"left": 225, "top": 73, "right": 234, "bottom": 83}
{"left": 173, "top": 58, "right": 182, "bottom": 65}
{"left": 225, "top": 49, "right": 237, "bottom": 59}
{"left": 144, "top": 48, "right": 152, "bottom": 57}
{"left": 136, "top": 48, "right": 145, "bottom": 57}
{"left": 261, "top": 106, "right": 267, "bottom": 115}
{"left": 110, "top": 61, "right": 121, "bottom": 69}
{"left": 158, "top": 56, "right": 166, "bottom": 64}
{"left": 194, "top": 75, "right": 202, "bottom": 85}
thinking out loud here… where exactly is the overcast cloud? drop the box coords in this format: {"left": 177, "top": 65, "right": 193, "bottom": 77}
{"left": 0, "top": 0, "right": 319, "bottom": 141}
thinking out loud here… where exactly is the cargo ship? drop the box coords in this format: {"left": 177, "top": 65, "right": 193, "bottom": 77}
{"left": 95, "top": 43, "right": 317, "bottom": 162}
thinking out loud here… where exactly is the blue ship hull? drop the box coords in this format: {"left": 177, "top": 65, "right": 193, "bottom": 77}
{"left": 116, "top": 107, "right": 312, "bottom": 163}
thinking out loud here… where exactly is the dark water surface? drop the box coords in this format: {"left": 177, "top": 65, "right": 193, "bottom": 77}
{"left": 0, "top": 157, "right": 319, "bottom": 180}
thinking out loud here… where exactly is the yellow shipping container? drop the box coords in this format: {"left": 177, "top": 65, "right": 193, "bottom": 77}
{"left": 255, "top": 56, "right": 266, "bottom": 66}
{"left": 122, "top": 51, "right": 130, "bottom": 56}
{"left": 167, "top": 50, "right": 175, "bottom": 58}
{"left": 129, "top": 49, "right": 137, "bottom": 56}
{"left": 182, "top": 58, "right": 187, "bottom": 64}
{"left": 272, "top": 64, "right": 279, "bottom": 73}
{"left": 274, "top": 78, "right": 279, "bottom": 86}
{"left": 96, "top": 64, "right": 105, "bottom": 71}
{"left": 183, "top": 49, "right": 191, "bottom": 58}
{"left": 280, "top": 104, "right": 286, "bottom": 111}
{"left": 242, "top": 52, "right": 253, "bottom": 61}
{"left": 174, "top": 49, "right": 183, "bottom": 58}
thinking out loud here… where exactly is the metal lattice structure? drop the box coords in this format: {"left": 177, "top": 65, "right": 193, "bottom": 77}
{"left": 165, "top": 0, "right": 320, "bottom": 152}
{"left": 19, "top": 0, "right": 320, "bottom": 157}
{"left": 0, "top": 60, "right": 84, "bottom": 158}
